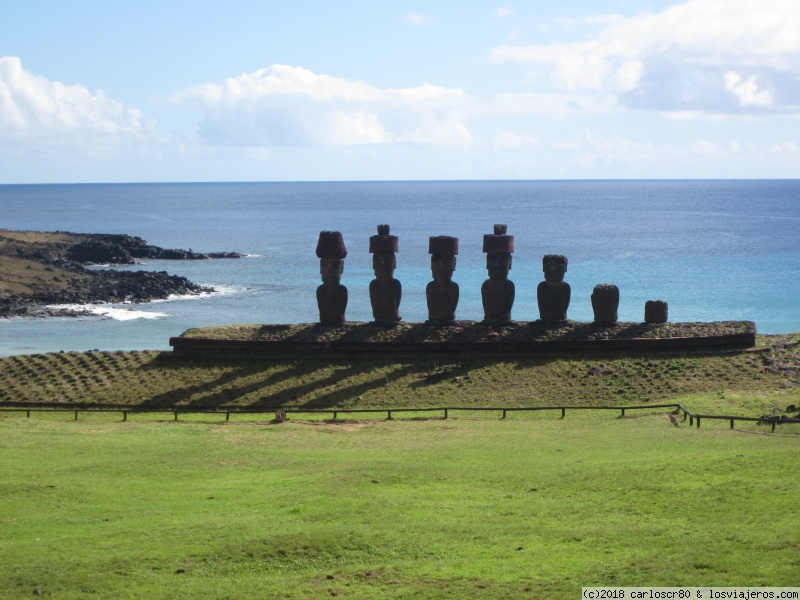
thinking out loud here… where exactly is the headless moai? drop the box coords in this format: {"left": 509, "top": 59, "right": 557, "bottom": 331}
{"left": 316, "top": 231, "right": 348, "bottom": 324}
{"left": 369, "top": 224, "right": 402, "bottom": 323}
{"left": 537, "top": 255, "right": 570, "bottom": 322}
{"left": 592, "top": 284, "right": 619, "bottom": 325}
{"left": 645, "top": 300, "right": 668, "bottom": 324}
{"left": 426, "top": 236, "right": 459, "bottom": 323}
{"left": 481, "top": 224, "right": 515, "bottom": 322}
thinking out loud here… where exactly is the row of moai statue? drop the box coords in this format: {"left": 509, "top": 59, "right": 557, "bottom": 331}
{"left": 315, "top": 225, "right": 668, "bottom": 326}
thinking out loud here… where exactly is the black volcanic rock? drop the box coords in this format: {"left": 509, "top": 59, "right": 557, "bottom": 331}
{"left": 0, "top": 229, "right": 240, "bottom": 318}
{"left": 62, "top": 233, "right": 246, "bottom": 264}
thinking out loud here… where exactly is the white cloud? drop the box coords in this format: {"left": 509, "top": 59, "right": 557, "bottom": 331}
{"left": 490, "top": 0, "right": 800, "bottom": 114}
{"left": 173, "top": 64, "right": 471, "bottom": 147}
{"left": 496, "top": 7, "right": 513, "bottom": 20}
{"left": 724, "top": 70, "right": 773, "bottom": 107}
{"left": 771, "top": 140, "right": 800, "bottom": 161}
{"left": 405, "top": 12, "right": 434, "bottom": 27}
{"left": 487, "top": 92, "right": 618, "bottom": 117}
{"left": 493, "top": 130, "right": 538, "bottom": 150}
{"left": 690, "top": 139, "right": 725, "bottom": 156}
{"left": 172, "top": 65, "right": 628, "bottom": 149}
{"left": 324, "top": 111, "right": 390, "bottom": 145}
{"left": 0, "top": 56, "right": 158, "bottom": 149}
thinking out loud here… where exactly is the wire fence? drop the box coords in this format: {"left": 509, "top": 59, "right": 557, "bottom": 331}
{"left": 1, "top": 403, "right": 798, "bottom": 431}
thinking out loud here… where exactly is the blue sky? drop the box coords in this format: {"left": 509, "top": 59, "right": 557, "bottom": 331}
{"left": 1, "top": 0, "right": 798, "bottom": 182}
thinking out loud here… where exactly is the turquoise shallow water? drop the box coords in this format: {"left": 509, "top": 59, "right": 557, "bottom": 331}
{"left": 1, "top": 180, "right": 798, "bottom": 355}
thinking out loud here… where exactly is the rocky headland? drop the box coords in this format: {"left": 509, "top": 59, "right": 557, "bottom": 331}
{"left": 0, "top": 229, "right": 243, "bottom": 317}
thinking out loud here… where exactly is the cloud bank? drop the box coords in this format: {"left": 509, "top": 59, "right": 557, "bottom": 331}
{"left": 490, "top": 0, "right": 800, "bottom": 114}
{"left": 0, "top": 56, "right": 157, "bottom": 150}
{"left": 172, "top": 65, "right": 473, "bottom": 147}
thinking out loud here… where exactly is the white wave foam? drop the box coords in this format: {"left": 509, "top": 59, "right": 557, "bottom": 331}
{"left": 46, "top": 304, "right": 168, "bottom": 321}
{"left": 149, "top": 284, "right": 245, "bottom": 303}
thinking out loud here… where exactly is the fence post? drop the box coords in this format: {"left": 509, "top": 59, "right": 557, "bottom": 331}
{"left": 333, "top": 411, "right": 338, "bottom": 420}
{"left": 387, "top": 410, "right": 393, "bottom": 420}
{"left": 27, "top": 410, "right": 30, "bottom": 418}
{"left": 561, "top": 408, "right": 566, "bottom": 419}
{"left": 771, "top": 420, "right": 776, "bottom": 433}
{"left": 74, "top": 410, "right": 78, "bottom": 421}
{"left": 689, "top": 415, "right": 693, "bottom": 426}
{"left": 621, "top": 408, "right": 626, "bottom": 417}
{"left": 730, "top": 418, "right": 734, "bottom": 429}
{"left": 226, "top": 412, "right": 230, "bottom": 422}
{"left": 502, "top": 409, "right": 507, "bottom": 419}
{"left": 696, "top": 417, "right": 701, "bottom": 428}
{"left": 174, "top": 411, "right": 178, "bottom": 421}
{"left": 123, "top": 411, "right": 127, "bottom": 422}
{"left": 444, "top": 408, "right": 448, "bottom": 419}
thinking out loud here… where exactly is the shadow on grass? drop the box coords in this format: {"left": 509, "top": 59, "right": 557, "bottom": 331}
{"left": 140, "top": 354, "right": 423, "bottom": 411}
{"left": 250, "top": 362, "right": 419, "bottom": 410}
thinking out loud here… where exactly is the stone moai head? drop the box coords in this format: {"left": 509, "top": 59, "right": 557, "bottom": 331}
{"left": 429, "top": 236, "right": 458, "bottom": 283}
{"left": 316, "top": 231, "right": 347, "bottom": 285}
{"left": 644, "top": 300, "right": 668, "bottom": 324}
{"left": 543, "top": 254, "right": 568, "bottom": 283}
{"left": 591, "top": 283, "right": 620, "bottom": 325}
{"left": 483, "top": 224, "right": 514, "bottom": 281}
{"left": 369, "top": 224, "right": 398, "bottom": 282}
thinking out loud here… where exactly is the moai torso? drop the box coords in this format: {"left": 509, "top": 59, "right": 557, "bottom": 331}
{"left": 537, "top": 255, "right": 570, "bottom": 322}
{"left": 592, "top": 284, "right": 619, "bottom": 325}
{"left": 426, "top": 236, "right": 459, "bottom": 323}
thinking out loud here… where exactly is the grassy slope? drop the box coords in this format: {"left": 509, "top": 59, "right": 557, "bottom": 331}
{"left": 1, "top": 334, "right": 798, "bottom": 417}
{"left": 0, "top": 414, "right": 797, "bottom": 598}
{"left": 0, "top": 231, "right": 90, "bottom": 297}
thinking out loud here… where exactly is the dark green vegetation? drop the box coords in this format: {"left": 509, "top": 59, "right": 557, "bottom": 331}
{"left": 1, "top": 335, "right": 798, "bottom": 417}
{"left": 1, "top": 414, "right": 797, "bottom": 598}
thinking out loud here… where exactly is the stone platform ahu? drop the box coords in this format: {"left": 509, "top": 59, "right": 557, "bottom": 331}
{"left": 169, "top": 223, "right": 756, "bottom": 357}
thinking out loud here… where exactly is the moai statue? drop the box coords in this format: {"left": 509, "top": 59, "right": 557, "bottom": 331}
{"left": 369, "top": 224, "right": 402, "bottom": 323}
{"left": 537, "top": 255, "right": 570, "bottom": 322}
{"left": 591, "top": 284, "right": 620, "bottom": 325}
{"left": 316, "top": 231, "right": 348, "bottom": 324}
{"left": 426, "top": 236, "right": 459, "bottom": 323}
{"left": 481, "top": 224, "right": 515, "bottom": 323}
{"left": 644, "top": 300, "right": 668, "bottom": 324}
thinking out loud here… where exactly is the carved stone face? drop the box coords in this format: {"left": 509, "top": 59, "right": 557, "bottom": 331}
{"left": 543, "top": 264, "right": 566, "bottom": 283}
{"left": 372, "top": 253, "right": 396, "bottom": 282}
{"left": 320, "top": 259, "right": 344, "bottom": 285}
{"left": 486, "top": 253, "right": 512, "bottom": 281}
{"left": 431, "top": 254, "right": 456, "bottom": 283}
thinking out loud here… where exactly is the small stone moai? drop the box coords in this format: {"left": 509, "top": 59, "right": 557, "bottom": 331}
{"left": 426, "top": 235, "right": 459, "bottom": 323}
{"left": 644, "top": 300, "right": 668, "bottom": 324}
{"left": 481, "top": 224, "right": 515, "bottom": 323}
{"left": 369, "top": 224, "right": 402, "bottom": 323}
{"left": 591, "top": 284, "right": 620, "bottom": 325}
{"left": 315, "top": 231, "right": 348, "bottom": 324}
{"left": 537, "top": 255, "right": 571, "bottom": 322}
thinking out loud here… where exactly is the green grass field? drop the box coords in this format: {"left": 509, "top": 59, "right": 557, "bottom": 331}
{"left": 1, "top": 335, "right": 798, "bottom": 597}
{"left": 1, "top": 411, "right": 797, "bottom": 599}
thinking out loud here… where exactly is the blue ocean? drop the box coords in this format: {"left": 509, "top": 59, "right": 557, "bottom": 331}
{"left": 1, "top": 180, "right": 798, "bottom": 355}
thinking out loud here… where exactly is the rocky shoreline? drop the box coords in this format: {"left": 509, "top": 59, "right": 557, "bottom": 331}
{"left": 0, "top": 230, "right": 243, "bottom": 318}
